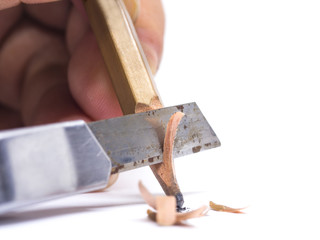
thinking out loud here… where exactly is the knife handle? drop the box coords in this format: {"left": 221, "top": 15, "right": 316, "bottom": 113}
{"left": 83, "top": 0, "right": 163, "bottom": 114}
{"left": 0, "top": 121, "right": 111, "bottom": 214}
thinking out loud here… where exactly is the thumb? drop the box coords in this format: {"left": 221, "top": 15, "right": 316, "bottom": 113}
{"left": 133, "top": 0, "right": 165, "bottom": 74}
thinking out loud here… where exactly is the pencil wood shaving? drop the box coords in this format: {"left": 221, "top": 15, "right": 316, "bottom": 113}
{"left": 139, "top": 111, "right": 245, "bottom": 225}
{"left": 176, "top": 205, "right": 209, "bottom": 221}
{"left": 156, "top": 196, "right": 177, "bottom": 225}
{"left": 139, "top": 181, "right": 208, "bottom": 226}
{"left": 138, "top": 181, "right": 156, "bottom": 209}
{"left": 149, "top": 111, "right": 185, "bottom": 207}
{"left": 209, "top": 201, "right": 245, "bottom": 214}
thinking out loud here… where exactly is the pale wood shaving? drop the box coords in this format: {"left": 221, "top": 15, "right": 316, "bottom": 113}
{"left": 139, "top": 111, "right": 209, "bottom": 225}
{"left": 138, "top": 181, "right": 157, "bottom": 210}
{"left": 163, "top": 111, "right": 185, "bottom": 168}
{"left": 176, "top": 205, "right": 209, "bottom": 222}
{"left": 139, "top": 111, "right": 246, "bottom": 225}
{"left": 150, "top": 111, "right": 185, "bottom": 200}
{"left": 209, "top": 201, "right": 245, "bottom": 213}
{"left": 139, "top": 181, "right": 208, "bottom": 225}
{"left": 156, "top": 196, "right": 176, "bottom": 226}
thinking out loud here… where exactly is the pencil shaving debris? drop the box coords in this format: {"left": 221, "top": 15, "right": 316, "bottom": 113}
{"left": 209, "top": 201, "right": 246, "bottom": 214}
{"left": 139, "top": 181, "right": 208, "bottom": 226}
{"left": 138, "top": 111, "right": 246, "bottom": 225}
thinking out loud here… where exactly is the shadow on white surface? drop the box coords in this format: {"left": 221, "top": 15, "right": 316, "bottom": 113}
{"left": 0, "top": 191, "right": 144, "bottom": 226}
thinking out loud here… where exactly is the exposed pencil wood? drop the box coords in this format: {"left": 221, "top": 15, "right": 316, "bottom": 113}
{"left": 150, "top": 112, "right": 185, "bottom": 207}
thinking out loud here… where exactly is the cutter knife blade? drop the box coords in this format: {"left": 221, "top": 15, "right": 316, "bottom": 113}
{"left": 0, "top": 102, "right": 220, "bottom": 214}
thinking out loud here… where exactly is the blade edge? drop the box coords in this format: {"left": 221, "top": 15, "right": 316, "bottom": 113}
{"left": 88, "top": 102, "right": 220, "bottom": 174}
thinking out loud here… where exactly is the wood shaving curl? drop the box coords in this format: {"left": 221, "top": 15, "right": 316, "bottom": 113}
{"left": 209, "top": 201, "right": 245, "bottom": 214}
{"left": 139, "top": 181, "right": 208, "bottom": 226}
{"left": 138, "top": 111, "right": 245, "bottom": 225}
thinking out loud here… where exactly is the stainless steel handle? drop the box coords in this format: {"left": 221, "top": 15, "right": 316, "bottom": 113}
{"left": 0, "top": 120, "right": 111, "bottom": 214}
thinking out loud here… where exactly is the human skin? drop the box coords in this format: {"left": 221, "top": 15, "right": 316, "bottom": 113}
{"left": 0, "top": 0, "right": 165, "bottom": 129}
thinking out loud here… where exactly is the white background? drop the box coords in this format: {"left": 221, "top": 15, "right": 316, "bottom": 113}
{"left": 1, "top": 0, "right": 320, "bottom": 239}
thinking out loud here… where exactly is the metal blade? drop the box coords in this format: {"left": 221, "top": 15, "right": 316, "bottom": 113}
{"left": 88, "top": 102, "right": 220, "bottom": 174}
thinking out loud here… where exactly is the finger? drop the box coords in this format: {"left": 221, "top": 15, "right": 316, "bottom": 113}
{"left": 0, "top": 105, "right": 22, "bottom": 130}
{"left": 68, "top": 32, "right": 123, "bottom": 120}
{"left": 67, "top": 0, "right": 165, "bottom": 121}
{"left": 134, "top": 0, "right": 165, "bottom": 74}
{"left": 0, "top": 0, "right": 60, "bottom": 10}
{"left": 69, "top": 0, "right": 140, "bottom": 22}
{"left": 21, "top": 35, "right": 90, "bottom": 125}
{"left": 0, "top": 20, "right": 59, "bottom": 109}
{"left": 66, "top": 0, "right": 140, "bottom": 54}
{"left": 24, "top": 70, "right": 90, "bottom": 126}
{"left": 24, "top": 0, "right": 71, "bottom": 30}
{"left": 66, "top": 5, "right": 89, "bottom": 54}
{"left": 0, "top": 5, "right": 22, "bottom": 40}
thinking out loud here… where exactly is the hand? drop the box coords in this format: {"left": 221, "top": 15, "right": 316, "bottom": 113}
{"left": 0, "top": 0, "right": 165, "bottom": 130}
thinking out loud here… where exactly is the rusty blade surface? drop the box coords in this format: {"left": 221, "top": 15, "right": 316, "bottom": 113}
{"left": 88, "top": 102, "right": 220, "bottom": 174}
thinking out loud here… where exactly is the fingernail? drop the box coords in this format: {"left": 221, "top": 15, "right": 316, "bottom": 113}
{"left": 123, "top": 0, "right": 140, "bottom": 23}
{"left": 140, "top": 42, "right": 159, "bottom": 75}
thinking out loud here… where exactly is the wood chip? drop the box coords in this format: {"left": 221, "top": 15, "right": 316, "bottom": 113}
{"left": 176, "top": 205, "right": 209, "bottom": 222}
{"left": 138, "top": 181, "right": 156, "bottom": 210}
{"left": 139, "top": 111, "right": 246, "bottom": 225}
{"left": 156, "top": 196, "right": 176, "bottom": 226}
{"left": 147, "top": 209, "right": 157, "bottom": 221}
{"left": 209, "top": 201, "right": 245, "bottom": 213}
{"left": 139, "top": 111, "right": 212, "bottom": 225}
{"left": 150, "top": 111, "right": 185, "bottom": 201}
{"left": 139, "top": 181, "right": 208, "bottom": 225}
{"left": 163, "top": 111, "right": 185, "bottom": 168}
